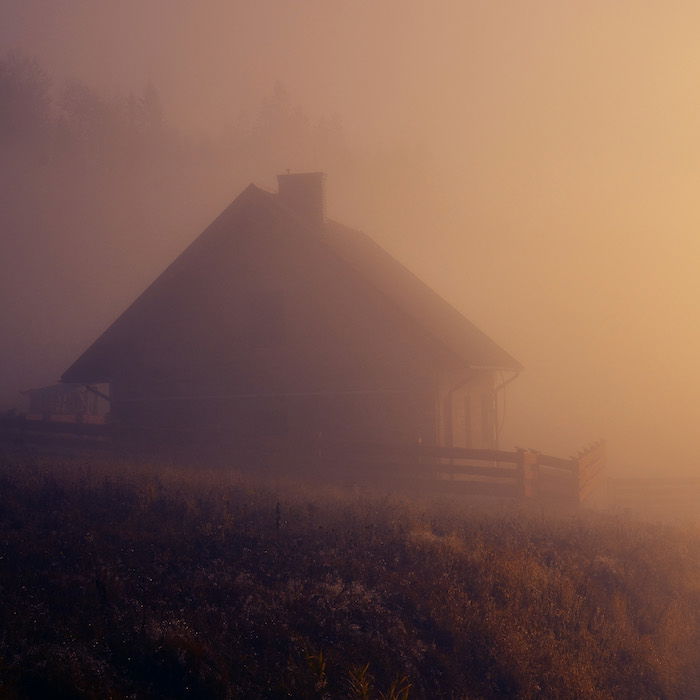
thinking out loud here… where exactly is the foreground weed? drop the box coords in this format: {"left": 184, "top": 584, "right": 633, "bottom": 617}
{"left": 347, "top": 663, "right": 373, "bottom": 699}
{"left": 379, "top": 675, "right": 412, "bottom": 700}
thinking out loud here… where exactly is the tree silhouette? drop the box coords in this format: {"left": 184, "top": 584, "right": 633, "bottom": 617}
{"left": 0, "top": 52, "right": 51, "bottom": 155}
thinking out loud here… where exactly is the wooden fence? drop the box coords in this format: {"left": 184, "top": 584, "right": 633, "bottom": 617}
{"left": 314, "top": 440, "right": 607, "bottom": 505}
{"left": 0, "top": 413, "right": 109, "bottom": 439}
{"left": 0, "top": 414, "right": 605, "bottom": 504}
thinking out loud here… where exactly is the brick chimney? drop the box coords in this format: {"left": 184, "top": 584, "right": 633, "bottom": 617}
{"left": 277, "top": 172, "right": 326, "bottom": 227}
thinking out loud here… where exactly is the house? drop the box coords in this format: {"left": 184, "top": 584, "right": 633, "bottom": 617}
{"left": 61, "top": 173, "right": 521, "bottom": 451}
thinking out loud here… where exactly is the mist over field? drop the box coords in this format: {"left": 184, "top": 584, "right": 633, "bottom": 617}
{"left": 2, "top": 1, "right": 700, "bottom": 478}
{"left": 3, "top": 6, "right": 700, "bottom": 697}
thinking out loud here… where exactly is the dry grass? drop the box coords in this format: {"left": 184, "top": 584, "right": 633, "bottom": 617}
{"left": 0, "top": 446, "right": 699, "bottom": 699}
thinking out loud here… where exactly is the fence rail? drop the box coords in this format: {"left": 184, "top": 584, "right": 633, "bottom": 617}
{"left": 311, "top": 439, "right": 606, "bottom": 504}
{"left": 0, "top": 414, "right": 605, "bottom": 504}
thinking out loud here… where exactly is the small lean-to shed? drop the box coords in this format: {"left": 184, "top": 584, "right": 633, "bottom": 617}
{"left": 22, "top": 383, "right": 109, "bottom": 422}
{"left": 61, "top": 173, "right": 521, "bottom": 450}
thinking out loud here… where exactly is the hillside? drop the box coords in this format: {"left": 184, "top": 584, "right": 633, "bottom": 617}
{"left": 1, "top": 448, "right": 699, "bottom": 699}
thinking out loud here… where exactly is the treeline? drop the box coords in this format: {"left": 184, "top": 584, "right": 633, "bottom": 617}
{"left": 0, "top": 52, "right": 347, "bottom": 179}
{"left": 2, "top": 54, "right": 167, "bottom": 171}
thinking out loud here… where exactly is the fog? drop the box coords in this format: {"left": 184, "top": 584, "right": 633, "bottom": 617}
{"left": 2, "top": 1, "right": 700, "bottom": 477}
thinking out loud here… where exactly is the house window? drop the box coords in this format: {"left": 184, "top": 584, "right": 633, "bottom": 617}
{"left": 248, "top": 291, "right": 285, "bottom": 347}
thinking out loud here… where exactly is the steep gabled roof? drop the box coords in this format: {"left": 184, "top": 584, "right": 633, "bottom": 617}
{"left": 62, "top": 183, "right": 520, "bottom": 384}
{"left": 320, "top": 218, "right": 521, "bottom": 371}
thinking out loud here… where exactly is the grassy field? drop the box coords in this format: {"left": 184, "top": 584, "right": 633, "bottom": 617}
{"left": 0, "top": 447, "right": 699, "bottom": 699}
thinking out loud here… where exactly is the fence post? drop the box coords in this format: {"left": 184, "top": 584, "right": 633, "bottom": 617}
{"left": 518, "top": 449, "right": 538, "bottom": 499}
{"left": 574, "top": 440, "right": 606, "bottom": 504}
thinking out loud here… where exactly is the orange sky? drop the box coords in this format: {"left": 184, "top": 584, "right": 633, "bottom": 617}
{"left": 3, "top": 1, "right": 700, "bottom": 475}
